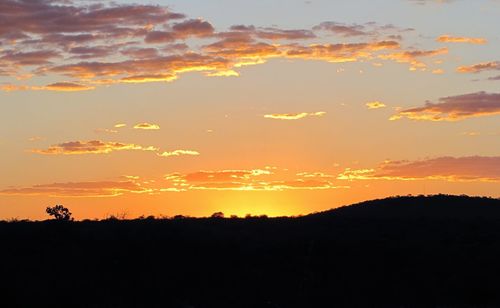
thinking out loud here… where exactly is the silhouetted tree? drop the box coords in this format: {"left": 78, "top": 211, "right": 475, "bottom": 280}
{"left": 46, "top": 205, "right": 73, "bottom": 221}
{"left": 211, "top": 212, "right": 224, "bottom": 219}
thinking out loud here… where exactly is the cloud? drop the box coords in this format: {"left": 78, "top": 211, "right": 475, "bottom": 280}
{"left": 313, "top": 21, "right": 413, "bottom": 39}
{"left": 143, "top": 19, "right": 215, "bottom": 43}
{"left": 227, "top": 24, "right": 316, "bottom": 39}
{"left": 164, "top": 169, "right": 347, "bottom": 191}
{"left": 313, "top": 22, "right": 369, "bottom": 37}
{"left": 114, "top": 123, "right": 127, "bottom": 128}
{"left": 121, "top": 48, "right": 159, "bottom": 59}
{"left": 437, "top": 35, "right": 487, "bottom": 45}
{"left": 120, "top": 74, "right": 177, "bottom": 84}
{"left": 133, "top": 123, "right": 160, "bottom": 130}
{"left": 391, "top": 92, "right": 500, "bottom": 121}
{"left": 0, "top": 84, "right": 31, "bottom": 92}
{"left": 228, "top": 25, "right": 316, "bottom": 40}
{"left": 264, "top": 111, "right": 326, "bottom": 120}
{"left": 94, "top": 128, "right": 118, "bottom": 134}
{"left": 0, "top": 181, "right": 150, "bottom": 197}
{"left": 171, "top": 19, "right": 215, "bottom": 39}
{"left": 366, "top": 101, "right": 387, "bottom": 109}
{"left": 182, "top": 169, "right": 272, "bottom": 182}
{"left": 0, "top": 50, "right": 60, "bottom": 65}
{"left": 285, "top": 41, "right": 400, "bottom": 63}
{"left": 33, "top": 140, "right": 158, "bottom": 155}
{"left": 68, "top": 45, "right": 119, "bottom": 59}
{"left": 31, "top": 139, "right": 201, "bottom": 160}
{"left": 379, "top": 47, "right": 448, "bottom": 70}
{"left": 457, "top": 61, "right": 500, "bottom": 73}
{"left": 338, "top": 156, "right": 500, "bottom": 182}
{"left": 1, "top": 167, "right": 349, "bottom": 197}
{"left": 0, "top": 1, "right": 182, "bottom": 37}
{"left": 0, "top": 0, "right": 455, "bottom": 91}
{"left": 47, "top": 53, "right": 229, "bottom": 79}
{"left": 0, "top": 82, "right": 94, "bottom": 92}
{"left": 40, "top": 82, "right": 95, "bottom": 91}
{"left": 144, "top": 31, "right": 176, "bottom": 44}
{"left": 202, "top": 36, "right": 281, "bottom": 62}
{"left": 157, "top": 150, "right": 200, "bottom": 157}
{"left": 205, "top": 70, "right": 240, "bottom": 77}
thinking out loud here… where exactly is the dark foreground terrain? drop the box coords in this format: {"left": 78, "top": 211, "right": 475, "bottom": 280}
{"left": 2, "top": 195, "right": 500, "bottom": 308}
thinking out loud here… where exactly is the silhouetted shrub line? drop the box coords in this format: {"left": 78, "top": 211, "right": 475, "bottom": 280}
{"left": 1, "top": 195, "right": 500, "bottom": 307}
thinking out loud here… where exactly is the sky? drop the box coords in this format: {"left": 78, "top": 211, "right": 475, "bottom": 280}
{"left": 0, "top": 0, "right": 499, "bottom": 220}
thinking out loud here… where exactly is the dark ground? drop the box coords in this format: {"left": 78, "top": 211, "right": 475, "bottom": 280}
{"left": 2, "top": 195, "right": 500, "bottom": 308}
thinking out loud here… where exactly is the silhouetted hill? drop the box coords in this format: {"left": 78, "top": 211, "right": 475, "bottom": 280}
{"left": 2, "top": 195, "right": 500, "bottom": 308}
{"left": 309, "top": 194, "right": 500, "bottom": 219}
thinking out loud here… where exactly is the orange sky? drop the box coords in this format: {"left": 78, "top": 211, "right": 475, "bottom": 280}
{"left": 0, "top": 0, "right": 499, "bottom": 220}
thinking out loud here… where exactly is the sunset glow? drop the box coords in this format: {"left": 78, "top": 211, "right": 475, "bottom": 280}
{"left": 1, "top": 0, "right": 499, "bottom": 220}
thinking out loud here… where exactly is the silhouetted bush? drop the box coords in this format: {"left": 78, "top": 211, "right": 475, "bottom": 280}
{"left": 46, "top": 205, "right": 73, "bottom": 221}
{"left": 211, "top": 212, "right": 224, "bottom": 218}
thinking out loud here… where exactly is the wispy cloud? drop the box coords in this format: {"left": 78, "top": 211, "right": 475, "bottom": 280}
{"left": 264, "top": 111, "right": 326, "bottom": 120}
{"left": 157, "top": 150, "right": 200, "bottom": 157}
{"left": 164, "top": 169, "right": 347, "bottom": 191}
{"left": 457, "top": 61, "right": 500, "bottom": 73}
{"left": 313, "top": 21, "right": 413, "bottom": 39}
{"left": 228, "top": 25, "right": 316, "bottom": 40}
{"left": 366, "top": 101, "right": 387, "bottom": 109}
{"left": 379, "top": 47, "right": 448, "bottom": 70}
{"left": 94, "top": 128, "right": 118, "bottom": 134}
{"left": 284, "top": 41, "right": 400, "bottom": 63}
{"left": 313, "top": 22, "right": 369, "bottom": 37}
{"left": 40, "top": 82, "right": 95, "bottom": 92}
{"left": 390, "top": 92, "right": 500, "bottom": 121}
{"left": 0, "top": 167, "right": 349, "bottom": 197}
{"left": 0, "top": 181, "right": 150, "bottom": 197}
{"left": 338, "top": 156, "right": 500, "bottom": 182}
{"left": 32, "top": 140, "right": 158, "bottom": 155}
{"left": 0, "top": 82, "right": 94, "bottom": 92}
{"left": 437, "top": 35, "right": 487, "bottom": 45}
{"left": 133, "top": 123, "right": 161, "bottom": 130}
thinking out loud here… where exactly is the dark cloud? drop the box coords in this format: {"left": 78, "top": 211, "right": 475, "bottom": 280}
{"left": 0, "top": 0, "right": 455, "bottom": 91}
{"left": 391, "top": 92, "right": 500, "bottom": 121}
{"left": 144, "top": 31, "right": 176, "bottom": 44}
{"left": 33, "top": 140, "right": 158, "bottom": 155}
{"left": 1, "top": 50, "right": 59, "bottom": 65}
{"left": 313, "top": 22, "right": 369, "bottom": 37}
{"left": 457, "top": 61, "right": 500, "bottom": 73}
{"left": 0, "top": 0, "right": 182, "bottom": 38}
{"left": 42, "top": 82, "right": 94, "bottom": 91}
{"left": 47, "top": 53, "right": 230, "bottom": 79}
{"left": 225, "top": 25, "right": 315, "bottom": 40}
{"left": 120, "top": 48, "right": 159, "bottom": 59}
{"left": 171, "top": 19, "right": 215, "bottom": 38}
